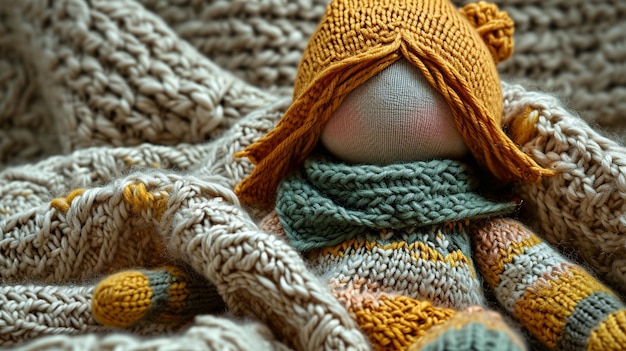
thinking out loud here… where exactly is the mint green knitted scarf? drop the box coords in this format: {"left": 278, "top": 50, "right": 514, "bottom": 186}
{"left": 276, "top": 156, "right": 517, "bottom": 251}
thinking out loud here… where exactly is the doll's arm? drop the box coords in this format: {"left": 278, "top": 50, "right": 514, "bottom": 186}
{"left": 92, "top": 266, "right": 224, "bottom": 328}
{"left": 471, "top": 218, "right": 626, "bottom": 351}
{"left": 502, "top": 82, "right": 626, "bottom": 292}
{"left": 86, "top": 191, "right": 369, "bottom": 351}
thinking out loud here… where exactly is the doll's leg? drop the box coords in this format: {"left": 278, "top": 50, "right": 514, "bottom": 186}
{"left": 471, "top": 218, "right": 626, "bottom": 351}
{"left": 95, "top": 268, "right": 527, "bottom": 351}
{"left": 407, "top": 308, "right": 526, "bottom": 351}
{"left": 333, "top": 284, "right": 526, "bottom": 351}
{"left": 92, "top": 266, "right": 224, "bottom": 328}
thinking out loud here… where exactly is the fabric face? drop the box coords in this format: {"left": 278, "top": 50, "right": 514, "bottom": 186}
{"left": 320, "top": 58, "right": 469, "bottom": 165}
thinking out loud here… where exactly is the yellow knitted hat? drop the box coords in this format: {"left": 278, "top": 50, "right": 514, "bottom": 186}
{"left": 235, "top": 0, "right": 554, "bottom": 207}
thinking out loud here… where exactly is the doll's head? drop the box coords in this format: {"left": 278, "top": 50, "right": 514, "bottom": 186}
{"left": 319, "top": 57, "right": 469, "bottom": 165}
{"left": 235, "top": 0, "right": 554, "bottom": 207}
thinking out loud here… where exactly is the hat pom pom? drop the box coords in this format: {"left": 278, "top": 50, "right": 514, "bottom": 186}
{"left": 460, "top": 1, "right": 514, "bottom": 64}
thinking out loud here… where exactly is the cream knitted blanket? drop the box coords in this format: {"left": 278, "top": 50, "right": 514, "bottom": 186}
{"left": 1, "top": 0, "right": 626, "bottom": 350}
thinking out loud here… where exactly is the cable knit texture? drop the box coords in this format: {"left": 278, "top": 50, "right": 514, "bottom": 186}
{"left": 1, "top": 0, "right": 626, "bottom": 350}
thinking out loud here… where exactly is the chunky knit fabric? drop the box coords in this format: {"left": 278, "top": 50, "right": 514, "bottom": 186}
{"left": 2, "top": 0, "right": 626, "bottom": 350}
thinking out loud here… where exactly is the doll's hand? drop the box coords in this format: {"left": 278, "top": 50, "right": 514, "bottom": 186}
{"left": 408, "top": 306, "right": 525, "bottom": 351}
{"left": 92, "top": 265, "right": 224, "bottom": 328}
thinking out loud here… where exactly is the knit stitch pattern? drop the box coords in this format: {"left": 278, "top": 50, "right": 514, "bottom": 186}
{"left": 2, "top": 0, "right": 625, "bottom": 169}
{"left": 1, "top": 170, "right": 369, "bottom": 350}
{"left": 471, "top": 218, "right": 626, "bottom": 350}
{"left": 502, "top": 82, "right": 626, "bottom": 293}
{"left": 456, "top": 0, "right": 626, "bottom": 135}
{"left": 273, "top": 158, "right": 501, "bottom": 349}
{"left": 1, "top": 0, "right": 626, "bottom": 350}
{"left": 277, "top": 157, "right": 517, "bottom": 250}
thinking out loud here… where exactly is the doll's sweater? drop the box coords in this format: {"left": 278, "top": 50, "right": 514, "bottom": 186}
{"left": 268, "top": 156, "right": 626, "bottom": 351}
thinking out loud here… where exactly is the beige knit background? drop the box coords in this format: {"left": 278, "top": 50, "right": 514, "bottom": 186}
{"left": 1, "top": 0, "right": 626, "bottom": 350}
{"left": 2, "top": 0, "right": 625, "bottom": 170}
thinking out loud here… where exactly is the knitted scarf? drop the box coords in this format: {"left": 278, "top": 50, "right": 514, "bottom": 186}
{"left": 276, "top": 156, "right": 518, "bottom": 251}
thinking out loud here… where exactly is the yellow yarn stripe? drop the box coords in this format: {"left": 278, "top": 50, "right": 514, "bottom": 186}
{"left": 50, "top": 188, "right": 86, "bottom": 213}
{"left": 123, "top": 183, "right": 168, "bottom": 221}
{"left": 306, "top": 237, "right": 472, "bottom": 269}
{"left": 515, "top": 264, "right": 614, "bottom": 349}
{"left": 92, "top": 270, "right": 153, "bottom": 328}
{"left": 588, "top": 310, "right": 626, "bottom": 351}
{"left": 351, "top": 294, "right": 455, "bottom": 351}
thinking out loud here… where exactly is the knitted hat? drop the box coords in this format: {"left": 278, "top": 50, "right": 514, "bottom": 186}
{"left": 235, "top": 0, "right": 554, "bottom": 207}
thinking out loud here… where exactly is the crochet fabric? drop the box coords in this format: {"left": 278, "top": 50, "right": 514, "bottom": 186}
{"left": 1, "top": 0, "right": 626, "bottom": 350}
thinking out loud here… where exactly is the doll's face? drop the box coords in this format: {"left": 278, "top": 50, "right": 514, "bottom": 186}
{"left": 320, "top": 58, "right": 469, "bottom": 165}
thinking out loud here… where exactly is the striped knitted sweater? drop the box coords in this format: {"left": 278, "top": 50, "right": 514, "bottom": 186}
{"left": 262, "top": 156, "right": 626, "bottom": 351}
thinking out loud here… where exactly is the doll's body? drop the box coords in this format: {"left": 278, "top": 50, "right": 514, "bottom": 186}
{"left": 258, "top": 58, "right": 626, "bottom": 351}
{"left": 255, "top": 59, "right": 624, "bottom": 350}
{"left": 262, "top": 157, "right": 522, "bottom": 350}
{"left": 268, "top": 61, "right": 504, "bottom": 343}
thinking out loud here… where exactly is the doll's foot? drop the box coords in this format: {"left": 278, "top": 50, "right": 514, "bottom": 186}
{"left": 332, "top": 285, "right": 522, "bottom": 351}
{"left": 407, "top": 308, "right": 526, "bottom": 351}
{"left": 92, "top": 266, "right": 224, "bottom": 328}
{"left": 472, "top": 218, "right": 626, "bottom": 351}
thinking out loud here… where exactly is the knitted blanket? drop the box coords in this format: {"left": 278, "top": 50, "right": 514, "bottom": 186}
{"left": 1, "top": 0, "right": 626, "bottom": 350}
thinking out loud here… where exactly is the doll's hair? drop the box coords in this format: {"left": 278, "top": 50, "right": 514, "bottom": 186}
{"left": 235, "top": 0, "right": 554, "bottom": 208}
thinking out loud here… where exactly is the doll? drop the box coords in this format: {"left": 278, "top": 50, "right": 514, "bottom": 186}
{"left": 91, "top": 0, "right": 626, "bottom": 350}
{"left": 233, "top": 0, "right": 626, "bottom": 350}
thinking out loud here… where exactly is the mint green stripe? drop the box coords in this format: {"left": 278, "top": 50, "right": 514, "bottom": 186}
{"left": 144, "top": 269, "right": 173, "bottom": 318}
{"left": 419, "top": 322, "right": 523, "bottom": 351}
{"left": 558, "top": 292, "right": 624, "bottom": 351}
